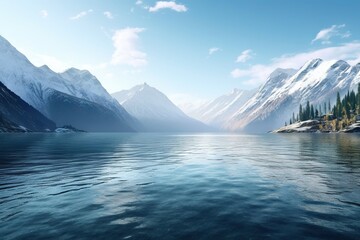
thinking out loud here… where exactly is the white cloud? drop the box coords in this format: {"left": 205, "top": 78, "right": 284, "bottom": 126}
{"left": 111, "top": 27, "right": 147, "bottom": 67}
{"left": 70, "top": 9, "right": 93, "bottom": 20}
{"left": 312, "top": 24, "right": 351, "bottom": 44}
{"left": 208, "top": 47, "right": 220, "bottom": 55}
{"left": 231, "top": 42, "right": 360, "bottom": 87}
{"left": 41, "top": 10, "right": 48, "bottom": 18}
{"left": 103, "top": 11, "right": 113, "bottom": 19}
{"left": 149, "top": 1, "right": 187, "bottom": 12}
{"left": 236, "top": 49, "right": 254, "bottom": 63}
{"left": 136, "top": 0, "right": 143, "bottom": 5}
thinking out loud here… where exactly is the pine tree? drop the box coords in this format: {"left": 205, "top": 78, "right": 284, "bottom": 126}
{"left": 324, "top": 102, "right": 327, "bottom": 114}
{"left": 287, "top": 84, "right": 360, "bottom": 131}
{"left": 336, "top": 92, "right": 342, "bottom": 118}
{"left": 357, "top": 83, "right": 360, "bottom": 114}
{"left": 292, "top": 112, "right": 295, "bottom": 123}
{"left": 306, "top": 101, "right": 311, "bottom": 120}
{"left": 350, "top": 90, "right": 356, "bottom": 110}
{"left": 310, "top": 104, "right": 315, "bottom": 119}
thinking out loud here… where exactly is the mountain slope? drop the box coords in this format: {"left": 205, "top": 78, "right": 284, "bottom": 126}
{"left": 45, "top": 90, "right": 133, "bottom": 132}
{"left": 112, "top": 83, "right": 210, "bottom": 132}
{"left": 0, "top": 81, "right": 55, "bottom": 132}
{"left": 184, "top": 88, "right": 257, "bottom": 127}
{"left": 226, "top": 59, "right": 360, "bottom": 132}
{"left": 0, "top": 35, "right": 136, "bottom": 132}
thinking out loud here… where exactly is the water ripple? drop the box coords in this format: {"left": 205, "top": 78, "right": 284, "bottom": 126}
{"left": 0, "top": 133, "right": 359, "bottom": 240}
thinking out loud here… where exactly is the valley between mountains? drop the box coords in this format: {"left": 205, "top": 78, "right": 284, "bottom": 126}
{"left": 1, "top": 35, "right": 360, "bottom": 133}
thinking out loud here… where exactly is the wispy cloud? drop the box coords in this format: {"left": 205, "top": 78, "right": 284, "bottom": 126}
{"left": 104, "top": 11, "right": 113, "bottom": 19}
{"left": 231, "top": 42, "right": 360, "bottom": 87}
{"left": 70, "top": 9, "right": 93, "bottom": 20}
{"left": 136, "top": 0, "right": 143, "bottom": 5}
{"left": 149, "top": 1, "right": 187, "bottom": 12}
{"left": 40, "top": 10, "right": 48, "bottom": 18}
{"left": 208, "top": 47, "right": 220, "bottom": 55}
{"left": 236, "top": 49, "right": 254, "bottom": 63}
{"left": 312, "top": 24, "right": 351, "bottom": 44}
{"left": 111, "top": 27, "right": 147, "bottom": 67}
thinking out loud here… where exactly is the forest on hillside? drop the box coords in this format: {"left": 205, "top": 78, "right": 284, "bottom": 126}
{"left": 287, "top": 83, "right": 360, "bottom": 131}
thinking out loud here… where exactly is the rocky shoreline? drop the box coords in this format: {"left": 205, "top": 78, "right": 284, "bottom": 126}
{"left": 272, "top": 120, "right": 360, "bottom": 133}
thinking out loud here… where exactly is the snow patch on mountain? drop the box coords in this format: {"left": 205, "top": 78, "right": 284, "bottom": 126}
{"left": 226, "top": 59, "right": 360, "bottom": 132}
{"left": 113, "top": 83, "right": 187, "bottom": 120}
{"left": 0, "top": 35, "right": 136, "bottom": 132}
{"left": 185, "top": 88, "right": 257, "bottom": 127}
{"left": 112, "top": 83, "right": 210, "bottom": 132}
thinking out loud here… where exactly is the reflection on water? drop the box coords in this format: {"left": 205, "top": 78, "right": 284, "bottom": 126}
{"left": 0, "top": 133, "right": 359, "bottom": 240}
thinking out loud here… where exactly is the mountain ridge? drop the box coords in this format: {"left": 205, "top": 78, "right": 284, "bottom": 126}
{"left": 226, "top": 58, "right": 360, "bottom": 132}
{"left": 0, "top": 35, "right": 137, "bottom": 132}
{"left": 112, "top": 83, "right": 211, "bottom": 132}
{"left": 0, "top": 81, "right": 55, "bottom": 132}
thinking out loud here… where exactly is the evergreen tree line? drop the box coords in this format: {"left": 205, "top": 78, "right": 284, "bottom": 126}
{"left": 287, "top": 83, "right": 360, "bottom": 126}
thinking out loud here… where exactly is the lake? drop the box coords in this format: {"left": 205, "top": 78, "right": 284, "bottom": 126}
{"left": 0, "top": 133, "right": 359, "bottom": 239}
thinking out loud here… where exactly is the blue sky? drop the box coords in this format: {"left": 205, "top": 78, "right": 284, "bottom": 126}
{"left": 1, "top": 0, "right": 360, "bottom": 105}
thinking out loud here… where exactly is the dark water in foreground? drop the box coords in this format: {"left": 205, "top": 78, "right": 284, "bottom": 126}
{"left": 0, "top": 133, "right": 359, "bottom": 240}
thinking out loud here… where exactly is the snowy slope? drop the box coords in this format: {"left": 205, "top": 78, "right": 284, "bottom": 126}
{"left": 226, "top": 59, "right": 360, "bottom": 132}
{"left": 112, "top": 83, "right": 211, "bottom": 132}
{"left": 59, "top": 68, "right": 131, "bottom": 118}
{"left": 0, "top": 35, "right": 136, "bottom": 132}
{"left": 184, "top": 88, "right": 257, "bottom": 127}
{"left": 0, "top": 81, "right": 55, "bottom": 131}
{"left": 349, "top": 63, "right": 360, "bottom": 90}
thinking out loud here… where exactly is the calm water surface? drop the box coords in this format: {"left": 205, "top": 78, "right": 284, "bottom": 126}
{"left": 0, "top": 133, "right": 359, "bottom": 239}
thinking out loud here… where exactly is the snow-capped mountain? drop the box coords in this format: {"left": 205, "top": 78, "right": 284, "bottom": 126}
{"left": 59, "top": 68, "right": 131, "bottom": 118}
{"left": 112, "top": 83, "right": 211, "bottom": 132}
{"left": 184, "top": 88, "right": 257, "bottom": 127}
{"left": 226, "top": 59, "right": 360, "bottom": 132}
{"left": 0, "top": 81, "right": 55, "bottom": 132}
{"left": 0, "top": 35, "right": 136, "bottom": 132}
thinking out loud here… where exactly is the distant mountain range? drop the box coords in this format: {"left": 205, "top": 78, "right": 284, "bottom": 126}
{"left": 0, "top": 35, "right": 137, "bottom": 132}
{"left": 185, "top": 59, "right": 360, "bottom": 132}
{"left": 112, "top": 83, "right": 210, "bottom": 132}
{"left": 1, "top": 34, "right": 359, "bottom": 133}
{"left": 184, "top": 88, "right": 257, "bottom": 128}
{"left": 0, "top": 35, "right": 209, "bottom": 132}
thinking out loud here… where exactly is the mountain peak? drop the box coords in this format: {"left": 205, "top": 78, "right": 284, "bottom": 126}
{"left": 303, "top": 58, "right": 323, "bottom": 70}
{"left": 329, "top": 60, "right": 350, "bottom": 71}
{"left": 140, "top": 82, "right": 152, "bottom": 90}
{"left": 111, "top": 83, "right": 209, "bottom": 132}
{"left": 0, "top": 35, "right": 32, "bottom": 67}
{"left": 232, "top": 88, "right": 239, "bottom": 93}
{"left": 39, "top": 65, "right": 52, "bottom": 71}
{"left": 113, "top": 83, "right": 184, "bottom": 117}
{"left": 63, "top": 67, "right": 90, "bottom": 75}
